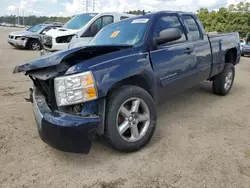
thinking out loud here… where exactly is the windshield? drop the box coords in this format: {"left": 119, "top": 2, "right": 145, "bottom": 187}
{"left": 64, "top": 13, "right": 97, "bottom": 30}
{"left": 28, "top": 24, "right": 45, "bottom": 33}
{"left": 89, "top": 18, "right": 149, "bottom": 46}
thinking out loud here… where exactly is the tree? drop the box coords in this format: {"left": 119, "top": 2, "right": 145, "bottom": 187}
{"left": 197, "top": 2, "right": 250, "bottom": 37}
{"left": 126, "top": 10, "right": 149, "bottom": 15}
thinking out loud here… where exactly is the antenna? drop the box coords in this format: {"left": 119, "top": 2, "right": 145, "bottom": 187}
{"left": 86, "top": 0, "right": 88, "bottom": 12}
{"left": 23, "top": 9, "right": 25, "bottom": 27}
{"left": 17, "top": 8, "right": 20, "bottom": 25}
{"left": 93, "top": 0, "right": 95, "bottom": 11}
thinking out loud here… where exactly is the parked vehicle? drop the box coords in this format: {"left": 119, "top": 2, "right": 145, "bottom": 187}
{"left": 8, "top": 23, "right": 62, "bottom": 50}
{"left": 240, "top": 39, "right": 246, "bottom": 51}
{"left": 14, "top": 11, "right": 240, "bottom": 154}
{"left": 68, "top": 13, "right": 134, "bottom": 49}
{"left": 41, "top": 12, "right": 134, "bottom": 55}
{"left": 241, "top": 43, "right": 250, "bottom": 56}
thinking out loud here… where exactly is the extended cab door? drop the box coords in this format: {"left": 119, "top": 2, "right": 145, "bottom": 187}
{"left": 149, "top": 13, "right": 197, "bottom": 100}
{"left": 181, "top": 14, "right": 212, "bottom": 81}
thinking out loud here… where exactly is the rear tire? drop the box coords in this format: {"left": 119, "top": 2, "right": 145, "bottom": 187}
{"left": 28, "top": 40, "right": 42, "bottom": 51}
{"left": 213, "top": 63, "right": 235, "bottom": 96}
{"left": 105, "top": 86, "right": 157, "bottom": 152}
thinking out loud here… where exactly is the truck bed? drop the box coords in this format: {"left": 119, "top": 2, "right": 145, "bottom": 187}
{"left": 207, "top": 32, "right": 240, "bottom": 77}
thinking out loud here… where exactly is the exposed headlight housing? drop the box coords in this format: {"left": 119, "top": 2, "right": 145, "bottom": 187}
{"left": 56, "top": 35, "right": 74, "bottom": 43}
{"left": 54, "top": 71, "right": 98, "bottom": 107}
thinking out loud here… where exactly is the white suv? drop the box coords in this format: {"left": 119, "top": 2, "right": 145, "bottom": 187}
{"left": 41, "top": 12, "right": 134, "bottom": 54}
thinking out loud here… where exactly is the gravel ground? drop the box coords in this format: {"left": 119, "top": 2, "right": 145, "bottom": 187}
{"left": 1, "top": 27, "right": 250, "bottom": 188}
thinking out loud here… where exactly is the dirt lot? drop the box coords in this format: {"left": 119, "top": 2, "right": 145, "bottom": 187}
{"left": 1, "top": 27, "right": 250, "bottom": 188}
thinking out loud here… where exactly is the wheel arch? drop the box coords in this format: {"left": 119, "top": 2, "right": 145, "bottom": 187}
{"left": 25, "top": 37, "right": 41, "bottom": 49}
{"left": 97, "top": 73, "right": 158, "bottom": 136}
{"left": 107, "top": 74, "right": 158, "bottom": 102}
{"left": 225, "top": 47, "right": 237, "bottom": 65}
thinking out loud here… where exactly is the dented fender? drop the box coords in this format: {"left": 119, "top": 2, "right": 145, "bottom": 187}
{"left": 65, "top": 46, "right": 158, "bottom": 101}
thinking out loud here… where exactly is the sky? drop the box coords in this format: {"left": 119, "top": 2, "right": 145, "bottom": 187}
{"left": 0, "top": 0, "right": 249, "bottom": 17}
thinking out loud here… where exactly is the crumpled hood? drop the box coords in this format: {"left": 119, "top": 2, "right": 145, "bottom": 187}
{"left": 13, "top": 45, "right": 133, "bottom": 74}
{"left": 9, "top": 30, "right": 37, "bottom": 37}
{"left": 13, "top": 47, "right": 83, "bottom": 73}
{"left": 45, "top": 27, "right": 78, "bottom": 38}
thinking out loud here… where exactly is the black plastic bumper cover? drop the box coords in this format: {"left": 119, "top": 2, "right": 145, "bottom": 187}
{"left": 33, "top": 87, "right": 100, "bottom": 154}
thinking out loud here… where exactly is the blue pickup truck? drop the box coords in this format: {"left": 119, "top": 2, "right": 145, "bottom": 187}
{"left": 14, "top": 11, "right": 240, "bottom": 154}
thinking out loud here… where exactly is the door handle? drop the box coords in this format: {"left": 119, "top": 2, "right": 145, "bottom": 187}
{"left": 184, "top": 48, "right": 194, "bottom": 54}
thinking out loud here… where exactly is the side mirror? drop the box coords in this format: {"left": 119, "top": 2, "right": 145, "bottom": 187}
{"left": 154, "top": 28, "right": 182, "bottom": 45}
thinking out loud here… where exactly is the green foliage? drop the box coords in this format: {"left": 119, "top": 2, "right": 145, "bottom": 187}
{"left": 197, "top": 2, "right": 250, "bottom": 37}
{"left": 126, "top": 10, "right": 151, "bottom": 15}
{"left": 126, "top": 10, "right": 145, "bottom": 15}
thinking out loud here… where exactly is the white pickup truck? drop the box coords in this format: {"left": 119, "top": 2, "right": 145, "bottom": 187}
{"left": 41, "top": 12, "right": 134, "bottom": 54}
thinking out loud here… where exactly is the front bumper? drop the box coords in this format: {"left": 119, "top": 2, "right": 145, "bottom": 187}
{"left": 43, "top": 38, "right": 69, "bottom": 52}
{"left": 8, "top": 38, "right": 27, "bottom": 48}
{"left": 33, "top": 87, "right": 100, "bottom": 154}
{"left": 242, "top": 50, "right": 250, "bottom": 55}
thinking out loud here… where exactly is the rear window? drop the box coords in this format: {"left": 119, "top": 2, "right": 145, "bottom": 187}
{"left": 182, "top": 15, "right": 202, "bottom": 41}
{"left": 120, "top": 16, "right": 129, "bottom": 20}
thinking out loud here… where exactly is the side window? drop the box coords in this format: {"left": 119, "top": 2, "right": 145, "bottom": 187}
{"left": 40, "top": 27, "right": 51, "bottom": 35}
{"left": 153, "top": 15, "right": 186, "bottom": 44}
{"left": 102, "top": 16, "right": 114, "bottom": 27}
{"left": 91, "top": 17, "right": 102, "bottom": 35}
{"left": 182, "top": 15, "right": 202, "bottom": 41}
{"left": 83, "top": 16, "right": 114, "bottom": 37}
{"left": 120, "top": 16, "right": 129, "bottom": 20}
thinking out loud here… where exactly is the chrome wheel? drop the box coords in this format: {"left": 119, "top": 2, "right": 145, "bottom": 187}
{"left": 116, "top": 98, "right": 150, "bottom": 142}
{"left": 32, "top": 43, "right": 40, "bottom": 50}
{"left": 224, "top": 69, "right": 233, "bottom": 90}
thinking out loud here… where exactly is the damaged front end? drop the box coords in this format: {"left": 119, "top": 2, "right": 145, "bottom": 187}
{"left": 14, "top": 45, "right": 130, "bottom": 153}
{"left": 25, "top": 74, "right": 102, "bottom": 153}
{"left": 32, "top": 87, "right": 100, "bottom": 153}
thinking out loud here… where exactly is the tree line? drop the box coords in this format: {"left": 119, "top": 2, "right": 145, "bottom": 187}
{"left": 197, "top": 2, "right": 250, "bottom": 37}
{"left": 1, "top": 2, "right": 250, "bottom": 37}
{"left": 0, "top": 15, "right": 71, "bottom": 26}
{"left": 128, "top": 3, "right": 250, "bottom": 38}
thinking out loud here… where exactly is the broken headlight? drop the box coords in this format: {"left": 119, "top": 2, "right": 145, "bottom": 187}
{"left": 54, "top": 71, "right": 98, "bottom": 107}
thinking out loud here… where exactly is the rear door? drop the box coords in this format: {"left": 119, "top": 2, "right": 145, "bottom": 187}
{"left": 149, "top": 13, "right": 197, "bottom": 100}
{"left": 181, "top": 14, "right": 212, "bottom": 81}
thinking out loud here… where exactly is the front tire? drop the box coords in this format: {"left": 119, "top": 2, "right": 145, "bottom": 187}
{"left": 28, "top": 40, "right": 42, "bottom": 51}
{"left": 105, "top": 86, "right": 157, "bottom": 152}
{"left": 213, "top": 63, "right": 235, "bottom": 96}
